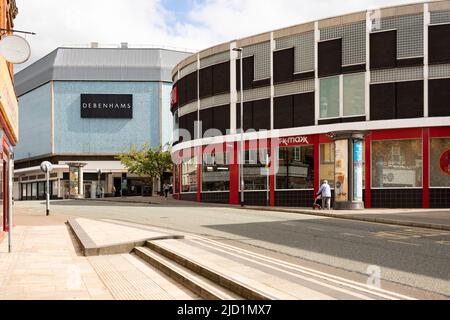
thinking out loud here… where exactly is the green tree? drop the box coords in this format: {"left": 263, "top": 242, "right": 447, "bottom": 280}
{"left": 116, "top": 144, "right": 173, "bottom": 195}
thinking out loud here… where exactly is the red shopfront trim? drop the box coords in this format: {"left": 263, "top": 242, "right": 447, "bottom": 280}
{"left": 430, "top": 127, "right": 450, "bottom": 138}
{"left": 371, "top": 128, "right": 422, "bottom": 140}
{"left": 313, "top": 135, "right": 320, "bottom": 196}
{"left": 2, "top": 138, "right": 9, "bottom": 232}
{"left": 423, "top": 128, "right": 430, "bottom": 208}
{"left": 364, "top": 133, "right": 372, "bottom": 208}
{"left": 229, "top": 142, "right": 239, "bottom": 205}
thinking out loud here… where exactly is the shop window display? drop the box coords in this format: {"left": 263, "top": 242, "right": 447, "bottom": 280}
{"left": 372, "top": 139, "right": 422, "bottom": 188}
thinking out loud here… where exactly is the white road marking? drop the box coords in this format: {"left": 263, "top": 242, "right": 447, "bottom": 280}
{"left": 342, "top": 233, "right": 365, "bottom": 238}
{"left": 190, "top": 235, "right": 415, "bottom": 300}
{"left": 388, "top": 240, "right": 421, "bottom": 247}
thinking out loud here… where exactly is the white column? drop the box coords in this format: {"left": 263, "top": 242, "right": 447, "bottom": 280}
{"left": 78, "top": 167, "right": 84, "bottom": 197}
{"left": 230, "top": 41, "right": 238, "bottom": 134}
{"left": 314, "top": 21, "right": 320, "bottom": 125}
{"left": 196, "top": 54, "right": 201, "bottom": 140}
{"left": 365, "top": 10, "right": 372, "bottom": 121}
{"left": 270, "top": 32, "right": 275, "bottom": 130}
{"left": 339, "top": 74, "right": 344, "bottom": 117}
{"left": 424, "top": 2, "right": 430, "bottom": 118}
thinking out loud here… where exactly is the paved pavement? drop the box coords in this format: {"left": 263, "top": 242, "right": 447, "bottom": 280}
{"left": 15, "top": 199, "right": 450, "bottom": 298}
{"left": 0, "top": 209, "right": 197, "bottom": 300}
{"left": 63, "top": 217, "right": 422, "bottom": 300}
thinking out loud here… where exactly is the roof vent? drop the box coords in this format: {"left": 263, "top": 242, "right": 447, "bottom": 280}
{"left": 120, "top": 42, "right": 128, "bottom": 48}
{"left": 90, "top": 42, "right": 99, "bottom": 48}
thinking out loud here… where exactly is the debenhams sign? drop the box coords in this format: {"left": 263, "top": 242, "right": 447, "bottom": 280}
{"left": 81, "top": 94, "right": 133, "bottom": 118}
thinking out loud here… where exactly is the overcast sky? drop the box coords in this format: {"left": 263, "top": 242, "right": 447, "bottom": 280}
{"left": 13, "top": 0, "right": 425, "bottom": 72}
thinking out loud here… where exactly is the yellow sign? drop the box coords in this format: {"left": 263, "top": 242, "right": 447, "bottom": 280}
{"left": 0, "top": 56, "right": 19, "bottom": 142}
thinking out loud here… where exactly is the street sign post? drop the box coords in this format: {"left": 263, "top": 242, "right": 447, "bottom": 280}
{"left": 40, "top": 161, "right": 53, "bottom": 216}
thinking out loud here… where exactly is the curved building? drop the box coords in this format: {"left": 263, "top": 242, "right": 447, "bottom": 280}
{"left": 170, "top": 1, "right": 450, "bottom": 209}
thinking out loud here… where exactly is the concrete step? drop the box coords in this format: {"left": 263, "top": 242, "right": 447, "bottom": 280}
{"left": 144, "top": 241, "right": 275, "bottom": 300}
{"left": 134, "top": 246, "right": 241, "bottom": 300}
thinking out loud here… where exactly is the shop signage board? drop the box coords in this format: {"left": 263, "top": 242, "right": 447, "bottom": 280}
{"left": 334, "top": 139, "right": 348, "bottom": 202}
{"left": 278, "top": 135, "right": 310, "bottom": 147}
{"left": 0, "top": 56, "right": 19, "bottom": 141}
{"left": 80, "top": 94, "right": 133, "bottom": 118}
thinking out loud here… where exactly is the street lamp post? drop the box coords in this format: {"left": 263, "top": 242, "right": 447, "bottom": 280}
{"left": 97, "top": 169, "right": 102, "bottom": 198}
{"left": 233, "top": 47, "right": 245, "bottom": 207}
{"left": 40, "top": 161, "right": 53, "bottom": 216}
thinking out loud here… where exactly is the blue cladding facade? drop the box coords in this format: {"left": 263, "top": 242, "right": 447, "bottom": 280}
{"left": 15, "top": 83, "right": 52, "bottom": 160}
{"left": 53, "top": 81, "right": 162, "bottom": 154}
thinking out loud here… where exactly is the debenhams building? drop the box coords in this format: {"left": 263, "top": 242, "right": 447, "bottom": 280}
{"left": 170, "top": 1, "right": 450, "bottom": 209}
{"left": 14, "top": 45, "right": 190, "bottom": 200}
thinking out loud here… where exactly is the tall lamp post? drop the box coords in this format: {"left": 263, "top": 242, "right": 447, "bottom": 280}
{"left": 40, "top": 161, "right": 53, "bottom": 216}
{"left": 233, "top": 47, "right": 245, "bottom": 207}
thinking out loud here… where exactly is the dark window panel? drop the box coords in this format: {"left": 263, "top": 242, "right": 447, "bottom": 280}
{"left": 318, "top": 38, "right": 342, "bottom": 77}
{"left": 200, "top": 108, "right": 213, "bottom": 135}
{"left": 185, "top": 71, "right": 198, "bottom": 103}
{"left": 293, "top": 71, "right": 315, "bottom": 81}
{"left": 429, "top": 24, "right": 450, "bottom": 65}
{"left": 273, "top": 48, "right": 294, "bottom": 84}
{"left": 293, "top": 92, "right": 315, "bottom": 127}
{"left": 341, "top": 64, "right": 366, "bottom": 74}
{"left": 236, "top": 56, "right": 255, "bottom": 90}
{"left": 178, "top": 76, "right": 187, "bottom": 106}
{"left": 213, "top": 61, "right": 230, "bottom": 95}
{"left": 274, "top": 95, "right": 293, "bottom": 129}
{"left": 370, "top": 30, "right": 397, "bottom": 70}
{"left": 396, "top": 57, "right": 423, "bottom": 68}
{"left": 253, "top": 78, "right": 270, "bottom": 88}
{"left": 318, "top": 118, "right": 341, "bottom": 125}
{"left": 396, "top": 80, "right": 423, "bottom": 119}
{"left": 199, "top": 66, "right": 213, "bottom": 98}
{"left": 252, "top": 99, "right": 271, "bottom": 131}
{"left": 370, "top": 82, "right": 396, "bottom": 120}
{"left": 178, "top": 115, "right": 188, "bottom": 142}
{"left": 340, "top": 116, "right": 366, "bottom": 123}
{"left": 429, "top": 78, "right": 450, "bottom": 117}
{"left": 213, "top": 105, "right": 230, "bottom": 135}
{"left": 187, "top": 111, "right": 198, "bottom": 140}
{"left": 236, "top": 101, "right": 254, "bottom": 131}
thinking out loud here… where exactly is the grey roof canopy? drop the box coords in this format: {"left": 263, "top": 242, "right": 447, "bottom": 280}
{"left": 14, "top": 47, "right": 192, "bottom": 97}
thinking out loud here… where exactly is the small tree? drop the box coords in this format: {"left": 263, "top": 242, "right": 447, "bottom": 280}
{"left": 116, "top": 144, "right": 173, "bottom": 196}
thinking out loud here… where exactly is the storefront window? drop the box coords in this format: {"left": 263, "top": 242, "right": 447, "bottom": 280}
{"left": 320, "top": 76, "right": 339, "bottom": 119}
{"left": 343, "top": 73, "right": 365, "bottom": 116}
{"left": 202, "top": 152, "right": 230, "bottom": 191}
{"left": 243, "top": 149, "right": 268, "bottom": 190}
{"left": 319, "top": 143, "right": 335, "bottom": 188}
{"left": 430, "top": 137, "right": 450, "bottom": 187}
{"left": 372, "top": 139, "right": 422, "bottom": 188}
{"left": 276, "top": 145, "right": 314, "bottom": 189}
{"left": 181, "top": 156, "right": 198, "bottom": 193}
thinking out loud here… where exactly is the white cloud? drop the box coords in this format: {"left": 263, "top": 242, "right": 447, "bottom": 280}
{"left": 13, "top": 0, "right": 425, "bottom": 72}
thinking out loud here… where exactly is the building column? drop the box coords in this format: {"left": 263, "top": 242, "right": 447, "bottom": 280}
{"left": 330, "top": 131, "right": 366, "bottom": 210}
{"left": 67, "top": 162, "right": 86, "bottom": 199}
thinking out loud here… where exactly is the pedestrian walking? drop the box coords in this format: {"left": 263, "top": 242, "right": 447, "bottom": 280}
{"left": 316, "top": 180, "right": 332, "bottom": 210}
{"left": 163, "top": 183, "right": 170, "bottom": 199}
